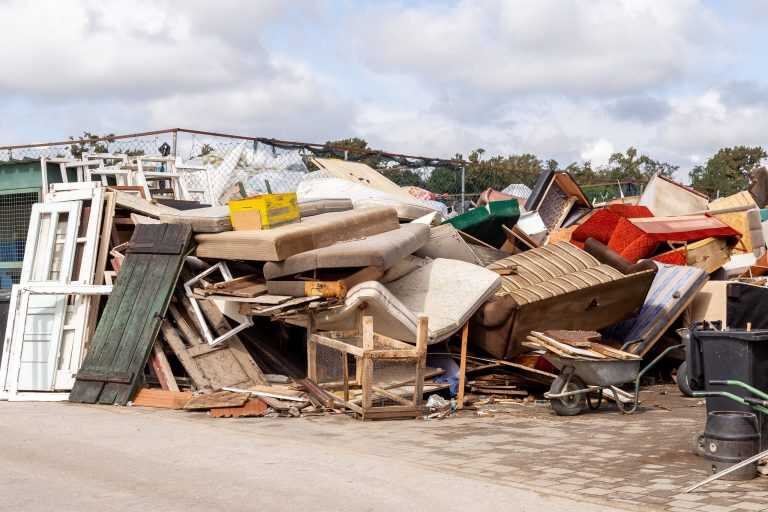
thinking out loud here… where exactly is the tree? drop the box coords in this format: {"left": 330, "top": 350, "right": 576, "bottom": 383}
{"left": 462, "top": 149, "right": 543, "bottom": 191}
{"left": 605, "top": 147, "right": 677, "bottom": 181}
{"left": 69, "top": 132, "right": 115, "bottom": 159}
{"left": 426, "top": 166, "right": 462, "bottom": 194}
{"left": 689, "top": 146, "right": 767, "bottom": 197}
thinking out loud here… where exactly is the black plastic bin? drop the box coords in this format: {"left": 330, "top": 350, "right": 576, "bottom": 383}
{"left": 688, "top": 322, "right": 768, "bottom": 450}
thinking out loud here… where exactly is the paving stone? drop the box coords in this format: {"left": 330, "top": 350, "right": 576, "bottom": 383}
{"left": 732, "top": 503, "right": 768, "bottom": 511}
{"left": 578, "top": 487, "right": 612, "bottom": 496}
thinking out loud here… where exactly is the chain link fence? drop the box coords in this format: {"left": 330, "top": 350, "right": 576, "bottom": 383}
{"left": 0, "top": 128, "right": 637, "bottom": 207}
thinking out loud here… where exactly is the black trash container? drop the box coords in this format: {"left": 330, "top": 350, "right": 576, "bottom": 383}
{"left": 688, "top": 322, "right": 768, "bottom": 450}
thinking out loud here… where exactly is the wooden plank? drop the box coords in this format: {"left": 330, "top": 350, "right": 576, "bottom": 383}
{"left": 530, "top": 331, "right": 608, "bottom": 359}
{"left": 208, "top": 398, "right": 269, "bottom": 418}
{"left": 311, "top": 334, "right": 366, "bottom": 358}
{"left": 183, "top": 390, "right": 249, "bottom": 410}
{"left": 149, "top": 342, "right": 179, "bottom": 392}
{"left": 457, "top": 322, "right": 469, "bottom": 410}
{"left": 132, "top": 388, "right": 193, "bottom": 409}
{"left": 413, "top": 314, "right": 428, "bottom": 408}
{"left": 196, "top": 299, "right": 268, "bottom": 386}
{"left": 160, "top": 320, "right": 212, "bottom": 391}
{"left": 306, "top": 314, "right": 317, "bottom": 380}
{"left": 360, "top": 316, "right": 374, "bottom": 414}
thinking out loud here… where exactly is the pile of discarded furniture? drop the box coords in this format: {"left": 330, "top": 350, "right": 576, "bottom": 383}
{"left": 3, "top": 149, "right": 768, "bottom": 477}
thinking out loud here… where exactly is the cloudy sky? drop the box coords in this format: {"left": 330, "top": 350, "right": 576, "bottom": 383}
{"left": 1, "top": 0, "right": 767, "bottom": 180}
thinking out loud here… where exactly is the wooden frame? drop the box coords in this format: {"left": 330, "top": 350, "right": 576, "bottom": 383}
{"left": 308, "top": 314, "right": 428, "bottom": 420}
{"left": 184, "top": 262, "right": 253, "bottom": 346}
{"left": 5, "top": 284, "right": 112, "bottom": 401}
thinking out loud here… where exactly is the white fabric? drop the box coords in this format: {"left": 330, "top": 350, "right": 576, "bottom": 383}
{"left": 315, "top": 258, "right": 501, "bottom": 344}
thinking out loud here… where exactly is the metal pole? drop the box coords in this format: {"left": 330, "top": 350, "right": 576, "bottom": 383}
{"left": 460, "top": 165, "right": 466, "bottom": 213}
{"left": 171, "top": 130, "right": 178, "bottom": 158}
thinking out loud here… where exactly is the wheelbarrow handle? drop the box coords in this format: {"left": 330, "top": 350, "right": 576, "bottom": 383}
{"left": 743, "top": 397, "right": 768, "bottom": 408}
{"left": 707, "top": 379, "right": 768, "bottom": 401}
{"left": 692, "top": 391, "right": 768, "bottom": 416}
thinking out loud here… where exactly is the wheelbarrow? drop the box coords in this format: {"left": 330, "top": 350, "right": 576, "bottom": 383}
{"left": 543, "top": 343, "right": 683, "bottom": 416}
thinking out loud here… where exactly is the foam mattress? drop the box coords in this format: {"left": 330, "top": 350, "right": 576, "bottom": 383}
{"left": 195, "top": 206, "right": 399, "bottom": 262}
{"left": 263, "top": 223, "right": 430, "bottom": 279}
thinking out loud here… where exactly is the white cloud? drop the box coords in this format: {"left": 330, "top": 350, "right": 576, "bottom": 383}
{"left": 353, "top": 0, "right": 722, "bottom": 96}
{"left": 2, "top": 0, "right": 768, "bottom": 190}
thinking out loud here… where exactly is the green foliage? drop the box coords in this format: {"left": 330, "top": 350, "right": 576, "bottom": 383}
{"left": 426, "top": 167, "right": 462, "bottom": 194}
{"left": 462, "top": 149, "right": 543, "bottom": 191}
{"left": 689, "top": 146, "right": 767, "bottom": 197}
{"left": 604, "top": 147, "right": 677, "bottom": 180}
{"left": 69, "top": 131, "right": 114, "bottom": 159}
{"left": 380, "top": 168, "right": 425, "bottom": 187}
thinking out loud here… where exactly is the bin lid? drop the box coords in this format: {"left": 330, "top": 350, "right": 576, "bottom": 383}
{"left": 693, "top": 327, "right": 768, "bottom": 342}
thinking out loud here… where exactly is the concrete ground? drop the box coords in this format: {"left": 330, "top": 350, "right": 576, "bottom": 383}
{"left": 0, "top": 385, "right": 766, "bottom": 512}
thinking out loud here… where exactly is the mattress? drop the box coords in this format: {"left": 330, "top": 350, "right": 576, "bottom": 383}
{"left": 263, "top": 223, "right": 429, "bottom": 279}
{"left": 158, "top": 205, "right": 232, "bottom": 233}
{"left": 415, "top": 224, "right": 483, "bottom": 265}
{"left": 298, "top": 177, "right": 445, "bottom": 219}
{"left": 315, "top": 258, "right": 501, "bottom": 344}
{"left": 195, "top": 206, "right": 399, "bottom": 262}
{"left": 602, "top": 263, "right": 708, "bottom": 355}
{"left": 298, "top": 198, "right": 354, "bottom": 217}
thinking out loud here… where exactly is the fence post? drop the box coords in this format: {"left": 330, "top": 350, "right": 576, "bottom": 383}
{"left": 460, "top": 165, "right": 466, "bottom": 213}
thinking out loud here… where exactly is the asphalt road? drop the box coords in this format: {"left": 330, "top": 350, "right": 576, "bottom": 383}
{"left": 0, "top": 401, "right": 627, "bottom": 512}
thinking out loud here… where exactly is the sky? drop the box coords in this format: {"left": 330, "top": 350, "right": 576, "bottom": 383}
{"left": 1, "top": 0, "right": 768, "bottom": 182}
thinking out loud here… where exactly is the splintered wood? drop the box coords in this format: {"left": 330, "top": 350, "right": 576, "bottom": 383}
{"left": 209, "top": 398, "right": 269, "bottom": 418}
{"left": 526, "top": 331, "right": 641, "bottom": 361}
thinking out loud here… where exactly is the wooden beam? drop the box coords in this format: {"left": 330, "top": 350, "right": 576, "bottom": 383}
{"left": 457, "top": 322, "right": 469, "bottom": 410}
{"left": 149, "top": 342, "right": 179, "bottom": 392}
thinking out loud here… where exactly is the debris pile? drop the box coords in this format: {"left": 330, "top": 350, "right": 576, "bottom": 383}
{"left": 2, "top": 151, "right": 768, "bottom": 434}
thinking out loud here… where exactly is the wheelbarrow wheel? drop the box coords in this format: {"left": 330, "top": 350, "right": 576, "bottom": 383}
{"left": 549, "top": 375, "right": 587, "bottom": 416}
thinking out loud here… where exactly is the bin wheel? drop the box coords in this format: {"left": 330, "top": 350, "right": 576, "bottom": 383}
{"left": 677, "top": 361, "right": 693, "bottom": 397}
{"left": 691, "top": 432, "right": 706, "bottom": 457}
{"left": 549, "top": 375, "right": 587, "bottom": 416}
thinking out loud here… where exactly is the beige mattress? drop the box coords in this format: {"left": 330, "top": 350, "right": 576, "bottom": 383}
{"left": 263, "top": 223, "right": 429, "bottom": 279}
{"left": 159, "top": 205, "right": 232, "bottom": 233}
{"left": 195, "top": 206, "right": 399, "bottom": 262}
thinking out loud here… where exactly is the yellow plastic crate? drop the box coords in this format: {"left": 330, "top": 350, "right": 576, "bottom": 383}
{"left": 228, "top": 193, "right": 300, "bottom": 231}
